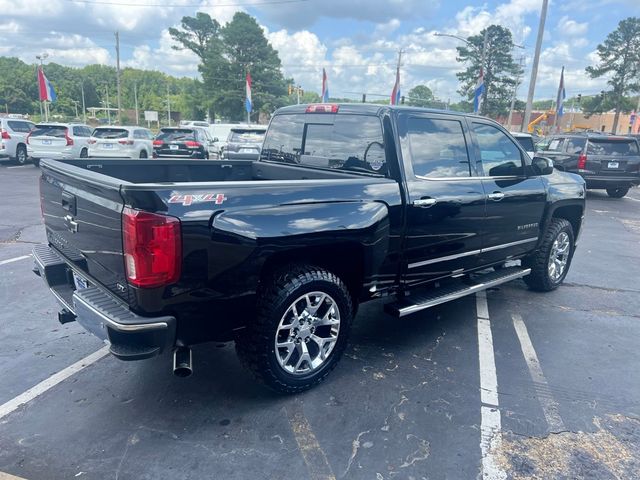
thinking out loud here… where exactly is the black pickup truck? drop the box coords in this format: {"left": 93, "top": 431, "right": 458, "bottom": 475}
{"left": 33, "top": 104, "right": 586, "bottom": 393}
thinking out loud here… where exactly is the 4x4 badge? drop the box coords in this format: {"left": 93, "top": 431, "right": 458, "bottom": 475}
{"left": 168, "top": 193, "right": 227, "bottom": 207}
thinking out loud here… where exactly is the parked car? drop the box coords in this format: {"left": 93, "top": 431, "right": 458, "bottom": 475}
{"left": 538, "top": 133, "right": 640, "bottom": 198}
{"left": 153, "top": 127, "right": 211, "bottom": 159}
{"left": 33, "top": 103, "right": 585, "bottom": 393}
{"left": 27, "top": 123, "right": 92, "bottom": 165}
{"left": 222, "top": 126, "right": 266, "bottom": 160}
{"left": 88, "top": 126, "right": 154, "bottom": 159}
{"left": 510, "top": 131, "right": 536, "bottom": 159}
{"left": 209, "top": 123, "right": 236, "bottom": 157}
{"left": 0, "top": 117, "right": 35, "bottom": 165}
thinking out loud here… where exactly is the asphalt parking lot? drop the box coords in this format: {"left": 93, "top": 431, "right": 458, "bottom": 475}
{"left": 1, "top": 162, "right": 639, "bottom": 480}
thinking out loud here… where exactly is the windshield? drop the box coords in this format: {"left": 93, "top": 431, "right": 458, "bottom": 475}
{"left": 587, "top": 139, "right": 639, "bottom": 156}
{"left": 157, "top": 129, "right": 196, "bottom": 141}
{"left": 93, "top": 128, "right": 129, "bottom": 139}
{"left": 514, "top": 136, "right": 535, "bottom": 152}
{"left": 31, "top": 125, "right": 67, "bottom": 138}
{"left": 229, "top": 130, "right": 265, "bottom": 143}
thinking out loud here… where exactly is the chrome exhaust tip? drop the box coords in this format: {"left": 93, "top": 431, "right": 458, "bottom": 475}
{"left": 173, "top": 346, "right": 193, "bottom": 378}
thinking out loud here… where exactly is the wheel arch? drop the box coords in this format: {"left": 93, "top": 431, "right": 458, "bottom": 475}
{"left": 548, "top": 202, "right": 584, "bottom": 240}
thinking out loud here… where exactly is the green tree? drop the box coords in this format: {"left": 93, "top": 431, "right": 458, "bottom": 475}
{"left": 581, "top": 92, "right": 636, "bottom": 118}
{"left": 456, "top": 25, "right": 523, "bottom": 118}
{"left": 406, "top": 85, "right": 434, "bottom": 107}
{"left": 586, "top": 17, "right": 640, "bottom": 133}
{"left": 170, "top": 11, "right": 289, "bottom": 121}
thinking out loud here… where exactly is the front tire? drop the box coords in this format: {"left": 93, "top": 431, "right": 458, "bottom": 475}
{"left": 606, "top": 186, "right": 629, "bottom": 198}
{"left": 523, "top": 218, "right": 574, "bottom": 292}
{"left": 235, "top": 265, "right": 354, "bottom": 394}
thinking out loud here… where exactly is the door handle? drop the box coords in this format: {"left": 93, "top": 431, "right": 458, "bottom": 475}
{"left": 488, "top": 192, "right": 505, "bottom": 201}
{"left": 413, "top": 198, "right": 437, "bottom": 208}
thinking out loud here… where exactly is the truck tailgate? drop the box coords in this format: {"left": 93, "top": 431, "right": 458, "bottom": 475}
{"left": 40, "top": 163, "right": 129, "bottom": 303}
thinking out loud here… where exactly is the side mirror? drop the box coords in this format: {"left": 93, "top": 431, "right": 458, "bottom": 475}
{"left": 532, "top": 156, "right": 554, "bottom": 175}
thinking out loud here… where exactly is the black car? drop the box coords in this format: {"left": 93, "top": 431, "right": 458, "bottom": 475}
{"left": 538, "top": 133, "right": 640, "bottom": 198}
{"left": 153, "top": 127, "right": 211, "bottom": 159}
{"left": 222, "top": 127, "right": 266, "bottom": 160}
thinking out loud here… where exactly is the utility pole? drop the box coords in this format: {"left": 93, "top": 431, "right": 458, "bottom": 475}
{"left": 166, "top": 84, "right": 171, "bottom": 127}
{"left": 105, "top": 85, "right": 111, "bottom": 125}
{"left": 296, "top": 85, "right": 300, "bottom": 105}
{"left": 523, "top": 0, "right": 549, "bottom": 132}
{"left": 81, "top": 82, "right": 87, "bottom": 124}
{"left": 507, "top": 56, "right": 525, "bottom": 129}
{"left": 133, "top": 82, "right": 139, "bottom": 125}
{"left": 72, "top": 100, "right": 79, "bottom": 119}
{"left": 115, "top": 31, "right": 122, "bottom": 125}
{"left": 480, "top": 29, "right": 489, "bottom": 115}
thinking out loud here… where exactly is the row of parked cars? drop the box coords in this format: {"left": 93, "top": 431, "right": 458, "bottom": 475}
{"left": 0, "top": 118, "right": 267, "bottom": 165}
{"left": 510, "top": 130, "right": 640, "bottom": 198}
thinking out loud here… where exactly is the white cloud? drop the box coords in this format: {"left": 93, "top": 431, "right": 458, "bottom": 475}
{"left": 557, "top": 16, "right": 589, "bottom": 36}
{"left": 125, "top": 30, "right": 199, "bottom": 76}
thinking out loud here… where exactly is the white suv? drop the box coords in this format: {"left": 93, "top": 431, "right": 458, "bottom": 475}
{"left": 0, "top": 118, "right": 35, "bottom": 165}
{"left": 88, "top": 126, "right": 154, "bottom": 159}
{"left": 27, "top": 123, "right": 92, "bottom": 165}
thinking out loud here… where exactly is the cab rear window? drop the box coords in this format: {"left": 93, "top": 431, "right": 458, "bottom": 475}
{"left": 261, "top": 113, "right": 386, "bottom": 174}
{"left": 587, "top": 140, "right": 639, "bottom": 156}
{"left": 514, "top": 136, "right": 534, "bottom": 152}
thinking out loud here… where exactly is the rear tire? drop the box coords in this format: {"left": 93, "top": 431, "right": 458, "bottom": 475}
{"left": 80, "top": 148, "right": 88, "bottom": 158}
{"left": 235, "top": 265, "right": 354, "bottom": 394}
{"left": 139, "top": 150, "right": 148, "bottom": 159}
{"left": 606, "top": 186, "right": 629, "bottom": 198}
{"left": 523, "top": 218, "right": 574, "bottom": 292}
{"left": 15, "top": 145, "right": 28, "bottom": 165}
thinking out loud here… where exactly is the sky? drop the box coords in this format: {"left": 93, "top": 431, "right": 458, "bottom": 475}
{"left": 1, "top": 0, "right": 639, "bottom": 103}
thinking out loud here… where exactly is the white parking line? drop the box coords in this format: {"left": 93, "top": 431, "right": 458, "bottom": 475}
{"left": 6, "top": 165, "right": 32, "bottom": 169}
{"left": 512, "top": 313, "right": 566, "bottom": 432}
{"left": 0, "top": 255, "right": 31, "bottom": 266}
{"left": 476, "top": 291, "right": 507, "bottom": 480}
{"left": 0, "top": 346, "right": 110, "bottom": 421}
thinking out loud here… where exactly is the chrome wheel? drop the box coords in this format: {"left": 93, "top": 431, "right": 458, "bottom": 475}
{"left": 274, "top": 292, "right": 341, "bottom": 375}
{"left": 548, "top": 232, "right": 570, "bottom": 282}
{"left": 16, "top": 146, "right": 27, "bottom": 165}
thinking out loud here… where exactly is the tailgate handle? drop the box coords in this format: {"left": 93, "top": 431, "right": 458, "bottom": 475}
{"left": 61, "top": 191, "right": 77, "bottom": 215}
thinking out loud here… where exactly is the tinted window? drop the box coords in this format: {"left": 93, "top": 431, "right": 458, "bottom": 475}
{"left": 8, "top": 121, "right": 34, "bottom": 133}
{"left": 565, "top": 138, "right": 586, "bottom": 154}
{"left": 157, "top": 129, "right": 196, "bottom": 141}
{"left": 404, "top": 117, "right": 470, "bottom": 178}
{"left": 587, "top": 139, "right": 639, "bottom": 156}
{"left": 261, "top": 113, "right": 386, "bottom": 174}
{"left": 31, "top": 125, "right": 67, "bottom": 138}
{"left": 93, "top": 128, "right": 128, "bottom": 139}
{"left": 473, "top": 123, "right": 524, "bottom": 177}
{"left": 229, "top": 130, "right": 265, "bottom": 143}
{"left": 514, "top": 136, "right": 535, "bottom": 152}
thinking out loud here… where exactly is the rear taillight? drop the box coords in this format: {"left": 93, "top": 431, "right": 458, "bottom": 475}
{"left": 305, "top": 104, "right": 339, "bottom": 113}
{"left": 1, "top": 129, "right": 10, "bottom": 140}
{"left": 118, "top": 139, "right": 134, "bottom": 145}
{"left": 577, "top": 153, "right": 587, "bottom": 169}
{"left": 65, "top": 130, "right": 74, "bottom": 146}
{"left": 184, "top": 141, "right": 201, "bottom": 148}
{"left": 153, "top": 140, "right": 164, "bottom": 147}
{"left": 122, "top": 207, "right": 181, "bottom": 288}
{"left": 88, "top": 138, "right": 96, "bottom": 144}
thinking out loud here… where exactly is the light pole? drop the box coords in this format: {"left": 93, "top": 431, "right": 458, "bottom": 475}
{"left": 35, "top": 53, "right": 49, "bottom": 121}
{"left": 523, "top": 0, "right": 549, "bottom": 132}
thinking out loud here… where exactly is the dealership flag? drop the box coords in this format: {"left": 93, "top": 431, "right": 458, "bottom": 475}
{"left": 321, "top": 68, "right": 329, "bottom": 103}
{"left": 390, "top": 66, "right": 401, "bottom": 105}
{"left": 473, "top": 68, "right": 484, "bottom": 113}
{"left": 245, "top": 72, "right": 252, "bottom": 113}
{"left": 38, "top": 66, "right": 57, "bottom": 102}
{"left": 556, "top": 66, "right": 566, "bottom": 118}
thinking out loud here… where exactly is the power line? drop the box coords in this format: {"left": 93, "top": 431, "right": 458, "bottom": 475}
{"left": 65, "top": 0, "right": 310, "bottom": 7}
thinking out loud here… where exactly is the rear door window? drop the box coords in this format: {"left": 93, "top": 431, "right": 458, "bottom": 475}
{"left": 564, "top": 138, "right": 586, "bottom": 154}
{"left": 404, "top": 117, "right": 471, "bottom": 178}
{"left": 587, "top": 139, "right": 639, "bottom": 156}
{"left": 31, "top": 125, "right": 67, "bottom": 138}
{"left": 157, "top": 129, "right": 196, "bottom": 142}
{"left": 93, "top": 128, "right": 129, "bottom": 139}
